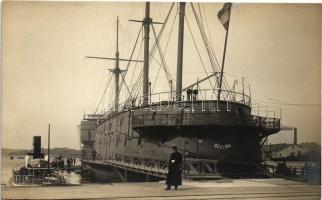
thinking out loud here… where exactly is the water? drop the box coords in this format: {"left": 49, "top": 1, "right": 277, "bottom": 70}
{"left": 1, "top": 156, "right": 25, "bottom": 185}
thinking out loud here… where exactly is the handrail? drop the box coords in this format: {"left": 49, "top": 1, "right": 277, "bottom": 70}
{"left": 104, "top": 88, "right": 251, "bottom": 114}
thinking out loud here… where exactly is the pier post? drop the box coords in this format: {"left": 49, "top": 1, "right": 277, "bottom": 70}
{"left": 47, "top": 124, "right": 50, "bottom": 174}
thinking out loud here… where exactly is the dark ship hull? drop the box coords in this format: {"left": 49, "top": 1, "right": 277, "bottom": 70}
{"left": 80, "top": 98, "right": 280, "bottom": 181}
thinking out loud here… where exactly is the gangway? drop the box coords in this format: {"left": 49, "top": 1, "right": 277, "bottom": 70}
{"left": 81, "top": 155, "right": 266, "bottom": 182}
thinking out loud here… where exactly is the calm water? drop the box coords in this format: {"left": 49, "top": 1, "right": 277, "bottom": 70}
{"left": 1, "top": 156, "right": 24, "bottom": 185}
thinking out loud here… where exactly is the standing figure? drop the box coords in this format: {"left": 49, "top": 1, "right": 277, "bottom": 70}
{"left": 66, "top": 158, "right": 71, "bottom": 168}
{"left": 58, "top": 157, "right": 64, "bottom": 169}
{"left": 165, "top": 146, "right": 182, "bottom": 190}
{"left": 24, "top": 155, "right": 31, "bottom": 168}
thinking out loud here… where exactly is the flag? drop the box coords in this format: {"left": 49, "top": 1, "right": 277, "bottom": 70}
{"left": 217, "top": 3, "right": 232, "bottom": 30}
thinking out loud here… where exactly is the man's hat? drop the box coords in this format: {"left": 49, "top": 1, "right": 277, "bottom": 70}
{"left": 172, "top": 146, "right": 177, "bottom": 150}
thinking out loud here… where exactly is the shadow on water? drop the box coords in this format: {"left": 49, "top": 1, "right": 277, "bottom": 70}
{"left": 59, "top": 170, "right": 113, "bottom": 184}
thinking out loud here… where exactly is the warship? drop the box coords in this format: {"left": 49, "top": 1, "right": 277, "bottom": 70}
{"left": 79, "top": 2, "right": 281, "bottom": 181}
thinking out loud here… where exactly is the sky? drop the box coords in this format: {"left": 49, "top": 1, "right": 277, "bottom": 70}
{"left": 2, "top": 2, "right": 321, "bottom": 150}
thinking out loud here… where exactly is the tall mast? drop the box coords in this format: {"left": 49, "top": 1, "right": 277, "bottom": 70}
{"left": 143, "top": 2, "right": 151, "bottom": 105}
{"left": 115, "top": 16, "right": 120, "bottom": 109}
{"left": 217, "top": 3, "right": 232, "bottom": 101}
{"left": 176, "top": 2, "right": 186, "bottom": 101}
{"left": 86, "top": 17, "right": 144, "bottom": 112}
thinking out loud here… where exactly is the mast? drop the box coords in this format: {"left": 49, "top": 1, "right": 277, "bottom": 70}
{"left": 143, "top": 2, "right": 151, "bottom": 105}
{"left": 115, "top": 16, "right": 120, "bottom": 109}
{"left": 217, "top": 3, "right": 232, "bottom": 101}
{"left": 176, "top": 2, "right": 186, "bottom": 101}
{"left": 86, "top": 17, "right": 143, "bottom": 112}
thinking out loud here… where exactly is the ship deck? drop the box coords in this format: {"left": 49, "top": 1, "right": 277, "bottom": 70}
{"left": 3, "top": 178, "right": 320, "bottom": 199}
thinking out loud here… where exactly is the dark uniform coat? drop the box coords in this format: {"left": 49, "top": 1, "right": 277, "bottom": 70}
{"left": 166, "top": 151, "right": 182, "bottom": 186}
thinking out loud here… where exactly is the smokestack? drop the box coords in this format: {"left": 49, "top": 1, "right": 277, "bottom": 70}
{"left": 294, "top": 128, "right": 297, "bottom": 145}
{"left": 33, "top": 136, "right": 44, "bottom": 159}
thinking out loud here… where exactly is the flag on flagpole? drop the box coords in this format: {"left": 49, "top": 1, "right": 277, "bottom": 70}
{"left": 217, "top": 3, "right": 232, "bottom": 30}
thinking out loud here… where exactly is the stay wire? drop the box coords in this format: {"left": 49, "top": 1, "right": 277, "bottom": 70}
{"left": 119, "top": 25, "right": 143, "bottom": 95}
{"left": 95, "top": 73, "right": 113, "bottom": 115}
{"left": 131, "top": 3, "right": 175, "bottom": 100}
{"left": 185, "top": 14, "right": 214, "bottom": 89}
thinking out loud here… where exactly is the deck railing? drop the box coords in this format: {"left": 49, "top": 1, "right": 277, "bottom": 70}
{"left": 13, "top": 174, "right": 39, "bottom": 185}
{"left": 12, "top": 168, "right": 60, "bottom": 185}
{"left": 104, "top": 89, "right": 251, "bottom": 113}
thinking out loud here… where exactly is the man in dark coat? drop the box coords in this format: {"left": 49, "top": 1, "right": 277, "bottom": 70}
{"left": 165, "top": 146, "right": 182, "bottom": 190}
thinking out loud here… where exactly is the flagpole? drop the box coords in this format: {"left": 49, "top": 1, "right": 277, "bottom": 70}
{"left": 218, "top": 4, "right": 232, "bottom": 101}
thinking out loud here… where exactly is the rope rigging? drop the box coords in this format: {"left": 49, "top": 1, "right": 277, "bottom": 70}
{"left": 94, "top": 2, "right": 252, "bottom": 110}
{"left": 190, "top": 3, "right": 221, "bottom": 73}
{"left": 127, "top": 3, "right": 176, "bottom": 102}
{"left": 151, "top": 24, "right": 174, "bottom": 91}
{"left": 200, "top": 4, "right": 220, "bottom": 74}
{"left": 126, "top": 28, "right": 144, "bottom": 101}
{"left": 190, "top": 4, "right": 228, "bottom": 93}
{"left": 190, "top": 3, "right": 233, "bottom": 94}
{"left": 185, "top": 14, "right": 214, "bottom": 90}
{"left": 151, "top": 7, "right": 179, "bottom": 93}
{"left": 130, "top": 2, "right": 234, "bottom": 102}
{"left": 119, "top": 26, "right": 143, "bottom": 95}
{"left": 94, "top": 73, "right": 113, "bottom": 115}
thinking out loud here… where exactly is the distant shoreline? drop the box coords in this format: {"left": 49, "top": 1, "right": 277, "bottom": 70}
{"left": 2, "top": 148, "right": 80, "bottom": 157}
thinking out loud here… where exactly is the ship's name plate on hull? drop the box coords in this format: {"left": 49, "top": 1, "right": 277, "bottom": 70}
{"left": 213, "top": 143, "right": 232, "bottom": 150}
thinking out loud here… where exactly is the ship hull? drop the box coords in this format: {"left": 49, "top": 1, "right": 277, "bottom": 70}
{"left": 79, "top": 101, "right": 280, "bottom": 181}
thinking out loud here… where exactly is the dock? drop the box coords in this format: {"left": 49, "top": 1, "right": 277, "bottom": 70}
{"left": 2, "top": 178, "right": 320, "bottom": 199}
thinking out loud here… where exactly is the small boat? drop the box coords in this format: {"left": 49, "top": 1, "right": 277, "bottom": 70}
{"left": 11, "top": 166, "right": 66, "bottom": 187}
{"left": 10, "top": 134, "right": 81, "bottom": 187}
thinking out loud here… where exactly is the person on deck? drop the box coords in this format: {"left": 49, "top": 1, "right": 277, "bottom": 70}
{"left": 24, "top": 155, "right": 31, "bottom": 168}
{"left": 66, "top": 158, "right": 71, "bottom": 168}
{"left": 165, "top": 146, "right": 182, "bottom": 190}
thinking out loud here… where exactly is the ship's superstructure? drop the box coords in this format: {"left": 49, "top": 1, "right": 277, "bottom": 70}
{"left": 79, "top": 2, "right": 281, "bottom": 181}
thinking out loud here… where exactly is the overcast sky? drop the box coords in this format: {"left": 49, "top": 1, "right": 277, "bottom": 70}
{"left": 2, "top": 2, "right": 321, "bottom": 150}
